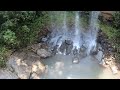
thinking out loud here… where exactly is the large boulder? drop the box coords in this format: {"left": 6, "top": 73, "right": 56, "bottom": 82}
{"left": 6, "top": 56, "right": 31, "bottom": 79}
{"left": 6, "top": 51, "right": 46, "bottom": 79}
{"left": 37, "top": 49, "right": 51, "bottom": 58}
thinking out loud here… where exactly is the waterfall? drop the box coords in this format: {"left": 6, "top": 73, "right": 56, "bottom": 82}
{"left": 47, "top": 11, "right": 100, "bottom": 56}
{"left": 86, "top": 11, "right": 100, "bottom": 55}
{"left": 73, "top": 11, "right": 82, "bottom": 49}
{"left": 63, "top": 11, "right": 67, "bottom": 37}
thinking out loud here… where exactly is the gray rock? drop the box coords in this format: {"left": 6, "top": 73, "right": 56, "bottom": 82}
{"left": 59, "top": 41, "right": 66, "bottom": 53}
{"left": 80, "top": 45, "right": 87, "bottom": 52}
{"left": 90, "top": 46, "right": 98, "bottom": 55}
{"left": 0, "top": 69, "right": 18, "bottom": 79}
{"left": 6, "top": 52, "right": 46, "bottom": 79}
{"left": 65, "top": 40, "right": 73, "bottom": 45}
{"left": 41, "top": 37, "right": 47, "bottom": 42}
{"left": 30, "top": 43, "right": 42, "bottom": 53}
{"left": 31, "top": 60, "right": 46, "bottom": 75}
{"left": 6, "top": 56, "right": 31, "bottom": 79}
{"left": 90, "top": 50, "right": 98, "bottom": 55}
{"left": 66, "top": 44, "right": 73, "bottom": 55}
{"left": 52, "top": 45, "right": 59, "bottom": 56}
{"left": 37, "top": 49, "right": 51, "bottom": 58}
{"left": 72, "top": 57, "right": 79, "bottom": 64}
{"left": 30, "top": 73, "right": 40, "bottom": 79}
{"left": 94, "top": 51, "right": 104, "bottom": 63}
{"left": 73, "top": 47, "right": 78, "bottom": 56}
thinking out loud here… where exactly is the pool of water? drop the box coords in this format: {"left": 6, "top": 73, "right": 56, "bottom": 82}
{"left": 41, "top": 54, "right": 119, "bottom": 79}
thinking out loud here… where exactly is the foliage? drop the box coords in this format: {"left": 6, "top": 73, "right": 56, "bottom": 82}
{"left": 0, "top": 46, "right": 8, "bottom": 68}
{"left": 113, "top": 11, "right": 120, "bottom": 29}
{"left": 0, "top": 11, "right": 50, "bottom": 67}
{"left": 99, "top": 22, "right": 120, "bottom": 62}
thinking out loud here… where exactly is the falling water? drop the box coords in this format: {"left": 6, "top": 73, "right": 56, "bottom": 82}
{"left": 63, "top": 11, "right": 68, "bottom": 37}
{"left": 73, "top": 11, "right": 81, "bottom": 49}
{"left": 86, "top": 11, "right": 100, "bottom": 55}
{"left": 58, "top": 11, "right": 68, "bottom": 46}
{"left": 48, "top": 11, "right": 100, "bottom": 55}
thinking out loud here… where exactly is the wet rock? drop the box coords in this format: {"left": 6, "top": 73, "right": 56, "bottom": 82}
{"left": 0, "top": 69, "right": 18, "bottom": 79}
{"left": 73, "top": 47, "right": 79, "bottom": 56}
{"left": 66, "top": 44, "right": 73, "bottom": 55}
{"left": 37, "top": 49, "right": 51, "bottom": 58}
{"left": 59, "top": 41, "right": 66, "bottom": 53}
{"left": 73, "top": 47, "right": 78, "bottom": 56}
{"left": 72, "top": 57, "right": 79, "bottom": 64}
{"left": 79, "top": 51, "right": 87, "bottom": 58}
{"left": 80, "top": 45, "right": 87, "bottom": 52}
{"left": 41, "top": 37, "right": 47, "bottom": 42}
{"left": 65, "top": 40, "right": 73, "bottom": 45}
{"left": 90, "top": 46, "right": 99, "bottom": 55}
{"left": 90, "top": 50, "right": 98, "bottom": 55}
{"left": 52, "top": 45, "right": 59, "bottom": 56}
{"left": 94, "top": 51, "right": 104, "bottom": 63}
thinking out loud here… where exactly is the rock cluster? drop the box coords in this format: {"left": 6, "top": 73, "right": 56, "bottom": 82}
{"left": 96, "top": 29, "right": 118, "bottom": 74}
{"left": 0, "top": 43, "right": 52, "bottom": 79}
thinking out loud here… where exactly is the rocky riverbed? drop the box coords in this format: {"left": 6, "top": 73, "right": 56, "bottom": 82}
{"left": 0, "top": 41, "right": 120, "bottom": 79}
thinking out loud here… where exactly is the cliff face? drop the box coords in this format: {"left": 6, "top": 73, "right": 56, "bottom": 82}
{"left": 100, "top": 11, "right": 114, "bottom": 21}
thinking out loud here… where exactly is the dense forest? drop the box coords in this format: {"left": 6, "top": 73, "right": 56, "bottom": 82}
{"left": 0, "top": 11, "right": 120, "bottom": 68}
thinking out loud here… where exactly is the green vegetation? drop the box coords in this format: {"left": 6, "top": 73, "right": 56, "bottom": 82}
{"left": 0, "top": 11, "right": 120, "bottom": 67}
{"left": 99, "top": 11, "right": 120, "bottom": 62}
{"left": 0, "top": 11, "right": 51, "bottom": 67}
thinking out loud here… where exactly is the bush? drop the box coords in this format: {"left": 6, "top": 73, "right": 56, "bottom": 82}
{"left": 0, "top": 46, "right": 8, "bottom": 68}
{"left": 113, "top": 11, "right": 120, "bottom": 29}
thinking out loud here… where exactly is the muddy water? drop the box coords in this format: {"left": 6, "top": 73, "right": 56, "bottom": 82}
{"left": 41, "top": 54, "right": 119, "bottom": 79}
